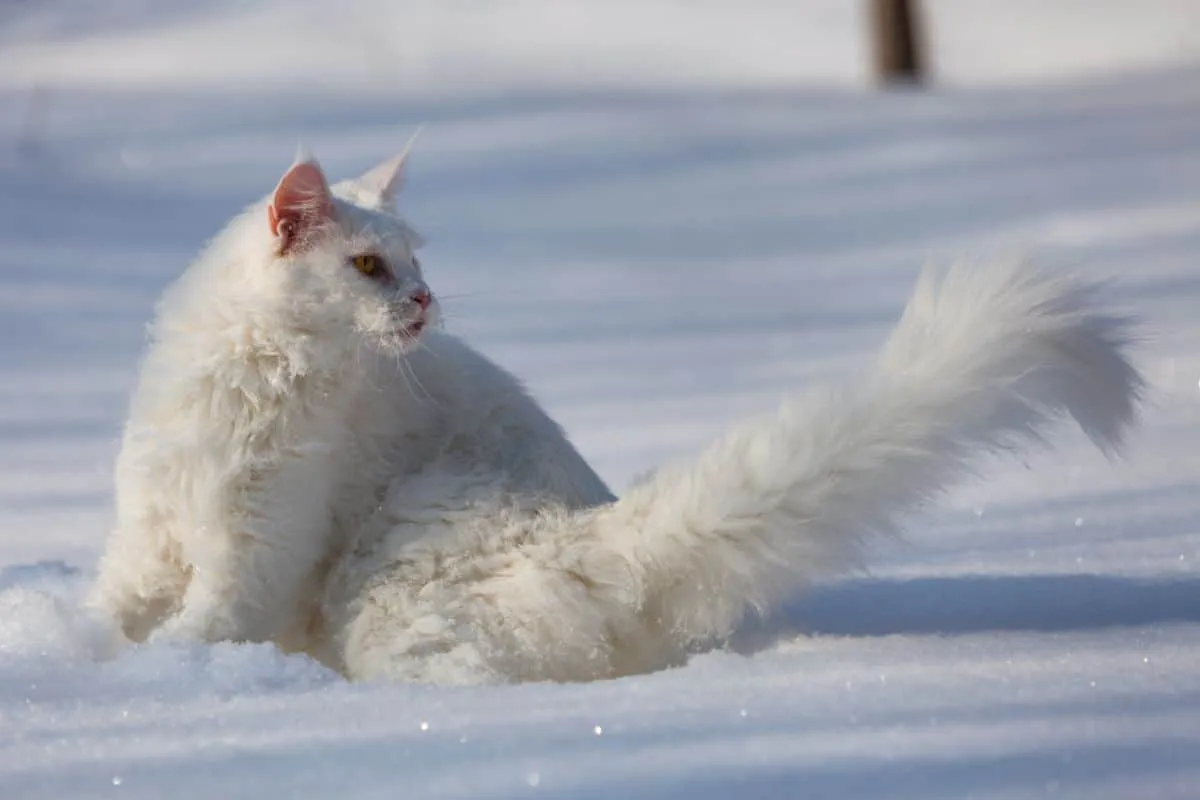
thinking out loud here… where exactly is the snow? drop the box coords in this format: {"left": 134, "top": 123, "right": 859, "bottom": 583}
{"left": 2, "top": 1, "right": 1200, "bottom": 797}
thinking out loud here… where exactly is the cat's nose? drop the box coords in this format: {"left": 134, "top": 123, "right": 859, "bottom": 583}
{"left": 410, "top": 287, "right": 432, "bottom": 309}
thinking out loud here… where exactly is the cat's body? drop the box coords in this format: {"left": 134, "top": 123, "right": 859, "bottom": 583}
{"left": 90, "top": 155, "right": 613, "bottom": 665}
{"left": 91, "top": 153, "right": 1143, "bottom": 684}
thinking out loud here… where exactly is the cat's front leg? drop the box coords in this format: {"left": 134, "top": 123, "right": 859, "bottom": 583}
{"left": 157, "top": 529, "right": 327, "bottom": 644}
{"left": 88, "top": 517, "right": 191, "bottom": 644}
{"left": 158, "top": 459, "right": 337, "bottom": 645}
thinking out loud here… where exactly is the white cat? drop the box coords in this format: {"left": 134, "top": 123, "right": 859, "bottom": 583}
{"left": 90, "top": 152, "right": 613, "bottom": 656}
{"left": 91, "top": 151, "right": 1143, "bottom": 685}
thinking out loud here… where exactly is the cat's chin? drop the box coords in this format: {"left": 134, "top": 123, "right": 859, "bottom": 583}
{"left": 370, "top": 320, "right": 429, "bottom": 357}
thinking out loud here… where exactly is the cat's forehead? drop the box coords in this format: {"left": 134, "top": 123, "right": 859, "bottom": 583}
{"left": 330, "top": 190, "right": 423, "bottom": 256}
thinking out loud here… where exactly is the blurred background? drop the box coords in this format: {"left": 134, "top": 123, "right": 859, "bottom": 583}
{"left": 1, "top": 1, "right": 1199, "bottom": 568}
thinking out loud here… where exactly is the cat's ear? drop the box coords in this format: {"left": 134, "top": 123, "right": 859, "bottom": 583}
{"left": 267, "top": 158, "right": 337, "bottom": 255}
{"left": 354, "top": 153, "right": 407, "bottom": 207}
{"left": 354, "top": 128, "right": 422, "bottom": 207}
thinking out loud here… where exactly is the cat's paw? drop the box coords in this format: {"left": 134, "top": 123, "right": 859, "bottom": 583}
{"left": 152, "top": 604, "right": 240, "bottom": 644}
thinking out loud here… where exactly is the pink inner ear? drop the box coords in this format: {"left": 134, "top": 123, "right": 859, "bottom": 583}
{"left": 268, "top": 161, "right": 337, "bottom": 251}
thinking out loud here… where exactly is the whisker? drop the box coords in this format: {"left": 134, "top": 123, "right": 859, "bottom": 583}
{"left": 359, "top": 340, "right": 384, "bottom": 395}
{"left": 432, "top": 292, "right": 491, "bottom": 301}
{"left": 392, "top": 346, "right": 419, "bottom": 402}
{"left": 401, "top": 353, "right": 440, "bottom": 408}
{"left": 409, "top": 327, "right": 448, "bottom": 362}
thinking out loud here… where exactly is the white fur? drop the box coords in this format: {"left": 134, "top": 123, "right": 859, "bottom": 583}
{"left": 328, "top": 260, "right": 1143, "bottom": 684}
{"left": 90, "top": 155, "right": 613, "bottom": 654}
{"left": 91, "top": 156, "right": 1143, "bottom": 685}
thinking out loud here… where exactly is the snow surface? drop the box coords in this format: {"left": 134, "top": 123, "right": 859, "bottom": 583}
{"left": 2, "top": 2, "right": 1200, "bottom": 797}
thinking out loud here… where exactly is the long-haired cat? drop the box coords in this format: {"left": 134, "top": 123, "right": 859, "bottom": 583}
{"left": 90, "top": 151, "right": 1142, "bottom": 684}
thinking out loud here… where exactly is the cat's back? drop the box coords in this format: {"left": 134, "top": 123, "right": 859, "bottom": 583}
{"left": 401, "top": 330, "right": 615, "bottom": 510}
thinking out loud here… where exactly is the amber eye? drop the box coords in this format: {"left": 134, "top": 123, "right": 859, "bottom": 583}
{"left": 350, "top": 253, "right": 386, "bottom": 279}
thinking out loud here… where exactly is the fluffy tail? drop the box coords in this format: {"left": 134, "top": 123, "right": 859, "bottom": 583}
{"left": 587, "top": 260, "right": 1143, "bottom": 646}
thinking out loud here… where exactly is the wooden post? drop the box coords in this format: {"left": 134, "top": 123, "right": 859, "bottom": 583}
{"left": 870, "top": 0, "right": 926, "bottom": 85}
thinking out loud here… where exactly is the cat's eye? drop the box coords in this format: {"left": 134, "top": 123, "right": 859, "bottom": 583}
{"left": 350, "top": 253, "right": 387, "bottom": 279}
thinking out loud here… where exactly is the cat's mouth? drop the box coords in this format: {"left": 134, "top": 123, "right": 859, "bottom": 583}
{"left": 374, "top": 297, "right": 437, "bottom": 352}
{"left": 401, "top": 317, "right": 426, "bottom": 339}
{"left": 393, "top": 305, "right": 436, "bottom": 345}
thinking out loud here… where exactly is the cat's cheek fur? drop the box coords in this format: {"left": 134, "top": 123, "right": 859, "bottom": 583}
{"left": 347, "top": 294, "right": 436, "bottom": 355}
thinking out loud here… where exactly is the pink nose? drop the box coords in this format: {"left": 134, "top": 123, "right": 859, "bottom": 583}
{"left": 410, "top": 288, "right": 432, "bottom": 309}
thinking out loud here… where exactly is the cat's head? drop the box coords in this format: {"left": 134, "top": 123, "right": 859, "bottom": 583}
{"left": 226, "top": 150, "right": 437, "bottom": 358}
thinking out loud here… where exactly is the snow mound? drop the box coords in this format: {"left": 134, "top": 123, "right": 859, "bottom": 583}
{"left": 0, "top": 561, "right": 339, "bottom": 705}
